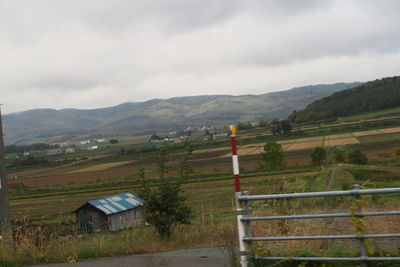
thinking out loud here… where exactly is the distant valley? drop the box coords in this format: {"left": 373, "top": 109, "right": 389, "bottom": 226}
{"left": 3, "top": 82, "right": 361, "bottom": 144}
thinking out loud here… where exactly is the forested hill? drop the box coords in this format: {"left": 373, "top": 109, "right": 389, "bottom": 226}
{"left": 288, "top": 76, "right": 400, "bottom": 123}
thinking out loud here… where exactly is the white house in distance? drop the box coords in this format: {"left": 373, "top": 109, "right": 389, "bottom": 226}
{"left": 65, "top": 148, "right": 75, "bottom": 154}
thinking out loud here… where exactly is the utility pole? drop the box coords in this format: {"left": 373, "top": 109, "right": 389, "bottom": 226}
{"left": 0, "top": 106, "right": 11, "bottom": 235}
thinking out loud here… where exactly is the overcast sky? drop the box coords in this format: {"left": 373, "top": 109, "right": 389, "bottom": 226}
{"left": 1, "top": 0, "right": 400, "bottom": 114}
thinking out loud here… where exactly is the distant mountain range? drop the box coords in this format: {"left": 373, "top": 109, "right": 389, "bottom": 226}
{"left": 3, "top": 82, "right": 361, "bottom": 144}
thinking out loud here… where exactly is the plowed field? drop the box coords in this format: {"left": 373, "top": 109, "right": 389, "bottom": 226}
{"left": 66, "top": 160, "right": 135, "bottom": 174}
{"left": 324, "top": 137, "right": 359, "bottom": 147}
{"left": 294, "top": 136, "right": 324, "bottom": 142}
{"left": 325, "top": 133, "right": 353, "bottom": 139}
{"left": 353, "top": 130, "right": 382, "bottom": 136}
{"left": 286, "top": 141, "right": 324, "bottom": 151}
{"left": 379, "top": 127, "right": 400, "bottom": 134}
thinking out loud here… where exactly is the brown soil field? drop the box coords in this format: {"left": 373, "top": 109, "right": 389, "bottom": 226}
{"left": 278, "top": 139, "right": 298, "bottom": 144}
{"left": 294, "top": 136, "right": 324, "bottom": 142}
{"left": 66, "top": 160, "right": 136, "bottom": 174}
{"left": 358, "top": 133, "right": 400, "bottom": 143}
{"left": 379, "top": 127, "right": 400, "bottom": 134}
{"left": 324, "top": 137, "right": 359, "bottom": 147}
{"left": 325, "top": 133, "right": 354, "bottom": 139}
{"left": 352, "top": 130, "right": 383, "bottom": 137}
{"left": 8, "top": 167, "right": 55, "bottom": 177}
{"left": 286, "top": 141, "right": 323, "bottom": 151}
{"left": 238, "top": 147, "right": 262, "bottom": 156}
{"left": 222, "top": 146, "right": 264, "bottom": 157}
{"left": 359, "top": 141, "right": 400, "bottom": 158}
{"left": 240, "top": 142, "right": 265, "bottom": 148}
{"left": 281, "top": 144, "right": 291, "bottom": 150}
{"left": 193, "top": 146, "right": 230, "bottom": 154}
{"left": 18, "top": 166, "right": 146, "bottom": 187}
{"left": 25, "top": 165, "right": 89, "bottom": 178}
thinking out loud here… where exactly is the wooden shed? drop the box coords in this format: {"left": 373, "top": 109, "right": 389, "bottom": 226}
{"left": 74, "top": 193, "right": 144, "bottom": 232}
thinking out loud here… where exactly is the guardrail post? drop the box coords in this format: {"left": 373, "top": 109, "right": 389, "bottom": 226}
{"left": 242, "top": 191, "right": 254, "bottom": 266}
{"left": 353, "top": 184, "right": 368, "bottom": 267}
{"left": 236, "top": 191, "right": 248, "bottom": 267}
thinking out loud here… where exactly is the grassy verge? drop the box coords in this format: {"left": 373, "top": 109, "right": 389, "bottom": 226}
{"left": 0, "top": 217, "right": 237, "bottom": 267}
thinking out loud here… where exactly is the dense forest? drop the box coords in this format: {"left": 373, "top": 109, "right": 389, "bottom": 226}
{"left": 288, "top": 76, "right": 400, "bottom": 123}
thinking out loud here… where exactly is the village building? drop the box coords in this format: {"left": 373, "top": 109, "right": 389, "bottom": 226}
{"left": 46, "top": 148, "right": 62, "bottom": 156}
{"left": 65, "top": 148, "right": 75, "bottom": 153}
{"left": 212, "top": 133, "right": 228, "bottom": 140}
{"left": 74, "top": 193, "right": 144, "bottom": 232}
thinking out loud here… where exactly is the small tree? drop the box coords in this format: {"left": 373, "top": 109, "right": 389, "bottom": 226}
{"left": 270, "top": 118, "right": 281, "bottom": 136}
{"left": 158, "top": 146, "right": 169, "bottom": 178}
{"left": 333, "top": 148, "right": 346, "bottom": 163}
{"left": 179, "top": 142, "right": 194, "bottom": 179}
{"left": 261, "top": 142, "right": 284, "bottom": 169}
{"left": 141, "top": 178, "right": 192, "bottom": 238}
{"left": 280, "top": 120, "right": 292, "bottom": 134}
{"left": 311, "top": 147, "right": 326, "bottom": 166}
{"left": 270, "top": 119, "right": 292, "bottom": 135}
{"left": 237, "top": 122, "right": 253, "bottom": 130}
{"left": 139, "top": 158, "right": 192, "bottom": 239}
{"left": 259, "top": 120, "right": 268, "bottom": 127}
{"left": 347, "top": 149, "right": 368, "bottom": 165}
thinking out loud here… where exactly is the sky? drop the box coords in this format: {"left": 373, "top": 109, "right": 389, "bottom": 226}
{"left": 1, "top": 0, "right": 400, "bottom": 114}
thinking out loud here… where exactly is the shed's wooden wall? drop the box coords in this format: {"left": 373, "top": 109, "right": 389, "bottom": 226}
{"left": 108, "top": 207, "right": 143, "bottom": 231}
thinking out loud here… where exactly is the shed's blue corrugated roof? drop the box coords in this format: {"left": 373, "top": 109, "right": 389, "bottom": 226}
{"left": 87, "top": 193, "right": 144, "bottom": 215}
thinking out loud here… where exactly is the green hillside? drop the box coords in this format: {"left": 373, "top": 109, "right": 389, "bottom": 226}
{"left": 3, "top": 82, "right": 360, "bottom": 144}
{"left": 288, "top": 76, "right": 400, "bottom": 123}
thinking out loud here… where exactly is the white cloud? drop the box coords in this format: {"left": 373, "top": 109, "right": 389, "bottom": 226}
{"left": 0, "top": 0, "right": 399, "bottom": 114}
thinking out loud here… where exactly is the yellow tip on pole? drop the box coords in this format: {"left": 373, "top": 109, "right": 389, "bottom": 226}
{"left": 230, "top": 125, "right": 237, "bottom": 134}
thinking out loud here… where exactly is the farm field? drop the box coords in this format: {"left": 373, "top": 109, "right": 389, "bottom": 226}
{"left": 286, "top": 140, "right": 324, "bottom": 150}
{"left": 3, "top": 117, "right": 400, "bottom": 266}
{"left": 6, "top": 156, "right": 400, "bottom": 266}
{"left": 6, "top": 124, "right": 400, "bottom": 210}
{"left": 215, "top": 126, "right": 400, "bottom": 158}
{"left": 65, "top": 160, "right": 136, "bottom": 174}
{"left": 324, "top": 133, "right": 353, "bottom": 139}
{"left": 10, "top": 170, "right": 319, "bottom": 220}
{"left": 323, "top": 136, "right": 359, "bottom": 147}
{"left": 8, "top": 126, "right": 400, "bottom": 189}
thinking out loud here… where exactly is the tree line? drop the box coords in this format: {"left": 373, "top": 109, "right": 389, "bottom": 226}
{"left": 288, "top": 76, "right": 400, "bottom": 123}
{"left": 5, "top": 143, "right": 59, "bottom": 154}
{"left": 261, "top": 142, "right": 368, "bottom": 170}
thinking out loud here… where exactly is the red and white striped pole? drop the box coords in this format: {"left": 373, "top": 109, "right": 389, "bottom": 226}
{"left": 230, "top": 125, "right": 248, "bottom": 267}
{"left": 230, "top": 125, "right": 241, "bottom": 194}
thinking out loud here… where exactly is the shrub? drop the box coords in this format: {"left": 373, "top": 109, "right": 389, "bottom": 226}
{"left": 347, "top": 149, "right": 368, "bottom": 165}
{"left": 310, "top": 147, "right": 326, "bottom": 166}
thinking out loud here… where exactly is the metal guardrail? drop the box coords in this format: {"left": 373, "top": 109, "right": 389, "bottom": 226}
{"left": 236, "top": 185, "right": 400, "bottom": 266}
{"left": 238, "top": 187, "right": 400, "bottom": 201}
